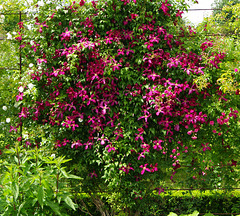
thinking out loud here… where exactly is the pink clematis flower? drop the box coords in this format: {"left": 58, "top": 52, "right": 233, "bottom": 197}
{"left": 139, "top": 164, "right": 151, "bottom": 175}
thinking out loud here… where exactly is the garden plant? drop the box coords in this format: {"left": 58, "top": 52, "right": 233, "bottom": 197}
{"left": 0, "top": 0, "right": 239, "bottom": 214}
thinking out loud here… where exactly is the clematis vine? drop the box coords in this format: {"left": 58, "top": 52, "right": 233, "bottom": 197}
{"left": 16, "top": 0, "right": 240, "bottom": 207}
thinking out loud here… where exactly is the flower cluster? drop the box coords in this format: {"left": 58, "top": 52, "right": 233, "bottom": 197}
{"left": 18, "top": 0, "right": 239, "bottom": 201}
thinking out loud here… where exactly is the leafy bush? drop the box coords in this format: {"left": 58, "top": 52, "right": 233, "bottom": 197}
{"left": 147, "top": 190, "right": 240, "bottom": 215}
{"left": 0, "top": 144, "right": 81, "bottom": 215}
{"left": 10, "top": 0, "right": 240, "bottom": 213}
{"left": 168, "top": 210, "right": 213, "bottom": 216}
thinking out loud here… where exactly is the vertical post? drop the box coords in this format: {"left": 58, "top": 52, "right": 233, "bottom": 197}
{"left": 19, "top": 11, "right": 23, "bottom": 146}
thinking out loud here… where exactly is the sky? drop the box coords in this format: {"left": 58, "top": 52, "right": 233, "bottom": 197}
{"left": 183, "top": 0, "right": 216, "bottom": 25}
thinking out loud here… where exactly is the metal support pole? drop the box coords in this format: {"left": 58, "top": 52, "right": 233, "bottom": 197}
{"left": 19, "top": 11, "right": 23, "bottom": 146}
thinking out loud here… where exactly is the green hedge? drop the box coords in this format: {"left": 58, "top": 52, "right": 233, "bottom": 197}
{"left": 152, "top": 190, "right": 240, "bottom": 215}
{"left": 71, "top": 190, "right": 240, "bottom": 215}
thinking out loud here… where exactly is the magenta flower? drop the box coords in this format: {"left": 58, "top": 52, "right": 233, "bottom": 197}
{"left": 153, "top": 139, "right": 163, "bottom": 151}
{"left": 87, "top": 116, "right": 96, "bottom": 124}
{"left": 71, "top": 140, "right": 83, "bottom": 149}
{"left": 191, "top": 136, "right": 197, "bottom": 140}
{"left": 134, "top": 192, "right": 142, "bottom": 200}
{"left": 111, "top": 63, "right": 122, "bottom": 71}
{"left": 62, "top": 118, "right": 74, "bottom": 128}
{"left": 87, "top": 94, "right": 96, "bottom": 105}
{"left": 113, "top": 128, "right": 123, "bottom": 140}
{"left": 62, "top": 138, "right": 70, "bottom": 146}
{"left": 125, "top": 48, "right": 134, "bottom": 55}
{"left": 106, "top": 117, "right": 115, "bottom": 127}
{"left": 138, "top": 113, "right": 151, "bottom": 122}
{"left": 135, "top": 133, "right": 144, "bottom": 141}
{"left": 160, "top": 0, "right": 171, "bottom": 16}
{"left": 15, "top": 32, "right": 22, "bottom": 41}
{"left": 231, "top": 159, "right": 237, "bottom": 167}
{"left": 71, "top": 123, "right": 79, "bottom": 131}
{"left": 98, "top": 135, "right": 108, "bottom": 145}
{"left": 16, "top": 93, "right": 24, "bottom": 101}
{"left": 149, "top": 35, "right": 160, "bottom": 43}
{"left": 105, "top": 144, "right": 116, "bottom": 152}
{"left": 147, "top": 72, "right": 160, "bottom": 81}
{"left": 37, "top": 58, "right": 47, "bottom": 64}
{"left": 150, "top": 163, "right": 158, "bottom": 172}
{"left": 137, "top": 128, "right": 144, "bottom": 134}
{"left": 89, "top": 170, "right": 97, "bottom": 178}
{"left": 141, "top": 143, "right": 150, "bottom": 152}
{"left": 176, "top": 10, "right": 184, "bottom": 18}
{"left": 201, "top": 143, "right": 211, "bottom": 152}
{"left": 209, "top": 121, "right": 214, "bottom": 126}
{"left": 105, "top": 37, "right": 113, "bottom": 44}
{"left": 9, "top": 126, "right": 17, "bottom": 133}
{"left": 84, "top": 141, "right": 93, "bottom": 150}
{"left": 117, "top": 48, "right": 125, "bottom": 55}
{"left": 156, "top": 187, "right": 165, "bottom": 195}
{"left": 139, "top": 164, "right": 151, "bottom": 175}
{"left": 25, "top": 141, "right": 31, "bottom": 147}
{"left": 119, "top": 163, "right": 134, "bottom": 174}
{"left": 157, "top": 26, "right": 166, "bottom": 35}
{"left": 60, "top": 28, "right": 72, "bottom": 41}
{"left": 19, "top": 107, "right": 29, "bottom": 119}
{"left": 137, "top": 152, "right": 145, "bottom": 160}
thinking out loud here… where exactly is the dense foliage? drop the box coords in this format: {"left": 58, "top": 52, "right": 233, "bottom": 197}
{"left": 0, "top": 0, "right": 239, "bottom": 214}
{"left": 0, "top": 144, "right": 81, "bottom": 215}
{"left": 78, "top": 190, "right": 240, "bottom": 215}
{"left": 211, "top": 0, "right": 240, "bottom": 17}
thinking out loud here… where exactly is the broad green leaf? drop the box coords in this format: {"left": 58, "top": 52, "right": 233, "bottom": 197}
{"left": 168, "top": 213, "right": 178, "bottom": 216}
{"left": 12, "top": 182, "right": 19, "bottom": 201}
{"left": 63, "top": 196, "right": 77, "bottom": 211}
{"left": 46, "top": 201, "right": 62, "bottom": 216}
{"left": 191, "top": 211, "right": 199, "bottom": 216}
{"left": 37, "top": 185, "right": 44, "bottom": 209}
{"left": 60, "top": 169, "right": 82, "bottom": 179}
{"left": 66, "top": 174, "right": 82, "bottom": 180}
{"left": 17, "top": 201, "right": 26, "bottom": 216}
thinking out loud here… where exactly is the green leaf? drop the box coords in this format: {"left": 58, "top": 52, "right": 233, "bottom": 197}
{"left": 191, "top": 211, "right": 199, "bottom": 216}
{"left": 63, "top": 196, "right": 77, "bottom": 211}
{"left": 57, "top": 195, "right": 62, "bottom": 204}
{"left": 204, "top": 214, "right": 214, "bottom": 216}
{"left": 60, "top": 169, "right": 68, "bottom": 178}
{"left": 150, "top": 127, "right": 155, "bottom": 134}
{"left": 46, "top": 201, "right": 62, "bottom": 216}
{"left": 60, "top": 169, "right": 82, "bottom": 179}
{"left": 168, "top": 213, "right": 178, "bottom": 216}
{"left": 37, "top": 185, "right": 44, "bottom": 209}
{"left": 17, "top": 201, "right": 26, "bottom": 216}
{"left": 67, "top": 174, "right": 82, "bottom": 180}
{"left": 12, "top": 182, "right": 19, "bottom": 201}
